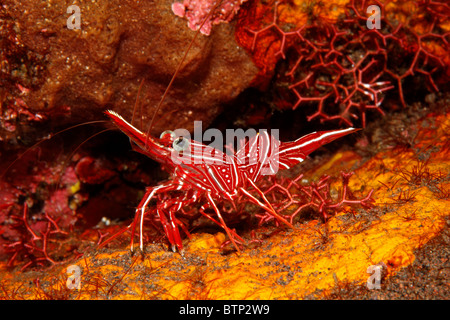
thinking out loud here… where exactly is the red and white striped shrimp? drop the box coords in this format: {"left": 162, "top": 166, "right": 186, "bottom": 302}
{"left": 105, "top": 109, "right": 358, "bottom": 252}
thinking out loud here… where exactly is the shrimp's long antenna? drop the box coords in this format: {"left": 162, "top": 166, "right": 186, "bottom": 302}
{"left": 0, "top": 120, "right": 108, "bottom": 179}
{"left": 146, "top": 1, "right": 224, "bottom": 141}
{"left": 132, "top": 78, "right": 146, "bottom": 131}
{"left": 146, "top": 32, "right": 200, "bottom": 133}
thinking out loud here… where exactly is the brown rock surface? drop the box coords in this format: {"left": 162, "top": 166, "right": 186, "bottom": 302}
{"left": 1, "top": 0, "right": 257, "bottom": 137}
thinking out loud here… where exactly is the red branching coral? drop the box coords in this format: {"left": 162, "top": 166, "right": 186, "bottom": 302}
{"left": 0, "top": 148, "right": 80, "bottom": 269}
{"left": 172, "top": 0, "right": 248, "bottom": 35}
{"left": 3, "top": 204, "right": 70, "bottom": 270}
{"left": 235, "top": 0, "right": 450, "bottom": 127}
{"left": 257, "top": 171, "right": 374, "bottom": 224}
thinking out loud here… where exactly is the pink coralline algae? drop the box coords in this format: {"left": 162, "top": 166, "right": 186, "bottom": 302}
{"left": 172, "top": 0, "right": 248, "bottom": 35}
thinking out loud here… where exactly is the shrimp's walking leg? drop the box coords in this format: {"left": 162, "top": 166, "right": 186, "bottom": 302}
{"left": 131, "top": 182, "right": 184, "bottom": 251}
{"left": 206, "top": 193, "right": 241, "bottom": 253}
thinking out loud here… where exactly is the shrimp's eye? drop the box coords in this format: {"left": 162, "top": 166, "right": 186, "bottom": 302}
{"left": 173, "top": 136, "right": 189, "bottom": 152}
{"left": 160, "top": 130, "right": 176, "bottom": 142}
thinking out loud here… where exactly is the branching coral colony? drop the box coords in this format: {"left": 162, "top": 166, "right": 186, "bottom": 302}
{"left": 235, "top": 0, "right": 449, "bottom": 127}
{"left": 1, "top": 160, "right": 80, "bottom": 270}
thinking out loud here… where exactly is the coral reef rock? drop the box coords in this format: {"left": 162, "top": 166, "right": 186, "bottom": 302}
{"left": 1, "top": 0, "right": 257, "bottom": 136}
